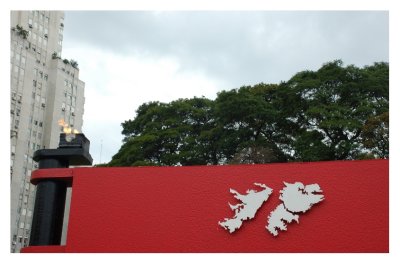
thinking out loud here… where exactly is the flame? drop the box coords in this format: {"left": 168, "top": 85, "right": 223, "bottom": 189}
{"left": 58, "top": 119, "right": 79, "bottom": 134}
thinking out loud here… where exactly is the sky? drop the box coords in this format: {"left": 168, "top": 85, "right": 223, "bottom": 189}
{"left": 61, "top": 10, "right": 389, "bottom": 164}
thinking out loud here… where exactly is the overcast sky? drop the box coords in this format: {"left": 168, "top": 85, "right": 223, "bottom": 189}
{"left": 60, "top": 11, "right": 389, "bottom": 165}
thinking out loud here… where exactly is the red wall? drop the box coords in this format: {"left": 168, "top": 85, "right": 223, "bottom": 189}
{"left": 22, "top": 159, "right": 388, "bottom": 253}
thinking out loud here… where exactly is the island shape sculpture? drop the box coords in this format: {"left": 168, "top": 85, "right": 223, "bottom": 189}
{"left": 266, "top": 182, "right": 324, "bottom": 236}
{"left": 218, "top": 183, "right": 273, "bottom": 233}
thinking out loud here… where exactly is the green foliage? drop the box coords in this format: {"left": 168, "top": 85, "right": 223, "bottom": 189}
{"left": 52, "top": 52, "right": 61, "bottom": 59}
{"left": 13, "top": 24, "right": 29, "bottom": 39}
{"left": 70, "top": 60, "right": 79, "bottom": 69}
{"left": 94, "top": 163, "right": 110, "bottom": 167}
{"left": 360, "top": 112, "right": 389, "bottom": 158}
{"left": 280, "top": 60, "right": 389, "bottom": 160}
{"left": 110, "top": 97, "right": 219, "bottom": 166}
{"left": 109, "top": 60, "right": 389, "bottom": 166}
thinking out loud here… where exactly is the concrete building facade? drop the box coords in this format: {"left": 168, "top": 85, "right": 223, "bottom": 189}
{"left": 10, "top": 11, "right": 86, "bottom": 252}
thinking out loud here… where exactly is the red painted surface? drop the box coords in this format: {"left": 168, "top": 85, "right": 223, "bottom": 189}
{"left": 23, "top": 160, "right": 388, "bottom": 253}
{"left": 21, "top": 245, "right": 66, "bottom": 253}
{"left": 30, "top": 168, "right": 73, "bottom": 184}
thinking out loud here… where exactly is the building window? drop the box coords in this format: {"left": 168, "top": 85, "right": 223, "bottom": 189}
{"left": 23, "top": 237, "right": 29, "bottom": 247}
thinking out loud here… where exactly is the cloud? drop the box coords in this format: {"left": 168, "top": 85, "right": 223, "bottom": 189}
{"left": 61, "top": 11, "right": 389, "bottom": 164}
{"left": 62, "top": 45, "right": 225, "bottom": 164}
{"left": 64, "top": 11, "right": 388, "bottom": 85}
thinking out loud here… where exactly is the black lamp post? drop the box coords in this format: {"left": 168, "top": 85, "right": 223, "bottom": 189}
{"left": 29, "top": 133, "right": 92, "bottom": 246}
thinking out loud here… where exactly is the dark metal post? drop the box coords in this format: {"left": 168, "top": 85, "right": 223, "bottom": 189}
{"left": 29, "top": 133, "right": 92, "bottom": 246}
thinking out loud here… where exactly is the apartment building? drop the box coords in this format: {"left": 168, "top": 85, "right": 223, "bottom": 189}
{"left": 10, "top": 10, "right": 86, "bottom": 252}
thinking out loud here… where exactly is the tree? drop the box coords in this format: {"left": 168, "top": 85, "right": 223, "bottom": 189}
{"left": 108, "top": 60, "right": 389, "bottom": 166}
{"left": 214, "top": 84, "right": 288, "bottom": 163}
{"left": 279, "top": 60, "right": 389, "bottom": 160}
{"left": 109, "top": 98, "right": 219, "bottom": 166}
{"left": 360, "top": 112, "right": 389, "bottom": 158}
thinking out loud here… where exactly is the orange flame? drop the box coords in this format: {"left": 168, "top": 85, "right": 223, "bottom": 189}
{"left": 58, "top": 119, "right": 79, "bottom": 134}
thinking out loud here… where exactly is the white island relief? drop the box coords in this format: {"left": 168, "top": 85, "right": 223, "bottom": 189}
{"left": 266, "top": 182, "right": 324, "bottom": 236}
{"left": 219, "top": 183, "right": 273, "bottom": 233}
